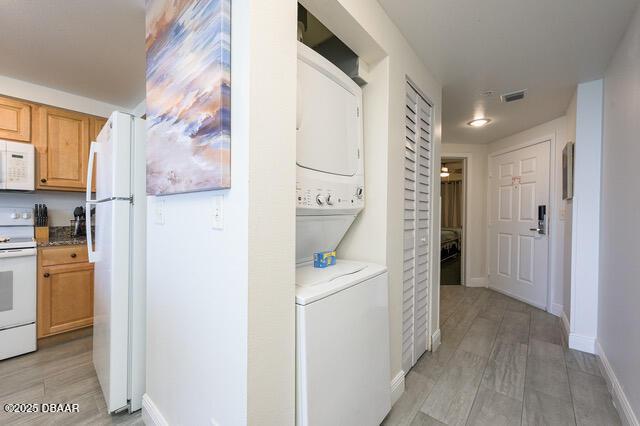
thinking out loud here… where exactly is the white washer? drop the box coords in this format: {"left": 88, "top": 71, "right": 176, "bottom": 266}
{"left": 296, "top": 260, "right": 390, "bottom": 426}
{"left": 295, "top": 41, "right": 391, "bottom": 425}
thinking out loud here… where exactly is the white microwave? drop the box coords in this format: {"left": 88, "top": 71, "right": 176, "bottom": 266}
{"left": 0, "top": 140, "right": 35, "bottom": 191}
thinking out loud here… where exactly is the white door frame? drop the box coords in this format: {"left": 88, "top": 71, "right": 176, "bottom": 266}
{"left": 487, "top": 134, "right": 556, "bottom": 312}
{"left": 440, "top": 154, "right": 470, "bottom": 286}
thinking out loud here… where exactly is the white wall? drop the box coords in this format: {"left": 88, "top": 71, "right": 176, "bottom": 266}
{"left": 145, "top": 0, "right": 296, "bottom": 424}
{"left": 303, "top": 0, "right": 443, "bottom": 386}
{"left": 0, "top": 74, "right": 127, "bottom": 118}
{"left": 488, "top": 117, "right": 569, "bottom": 317}
{"left": 441, "top": 143, "right": 488, "bottom": 287}
{"left": 563, "top": 93, "right": 576, "bottom": 325}
{"left": 569, "top": 79, "right": 603, "bottom": 354}
{"left": 0, "top": 75, "right": 130, "bottom": 224}
{"left": 245, "top": 0, "right": 296, "bottom": 423}
{"left": 598, "top": 4, "right": 640, "bottom": 422}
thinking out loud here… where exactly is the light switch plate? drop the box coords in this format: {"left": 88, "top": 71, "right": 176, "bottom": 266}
{"left": 154, "top": 200, "right": 165, "bottom": 225}
{"left": 212, "top": 195, "right": 224, "bottom": 230}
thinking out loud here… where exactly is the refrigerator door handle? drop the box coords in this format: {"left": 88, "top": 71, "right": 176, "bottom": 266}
{"left": 86, "top": 141, "right": 99, "bottom": 202}
{"left": 86, "top": 201, "right": 97, "bottom": 263}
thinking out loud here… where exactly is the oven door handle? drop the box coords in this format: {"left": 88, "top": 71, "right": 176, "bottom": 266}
{"left": 0, "top": 248, "right": 37, "bottom": 258}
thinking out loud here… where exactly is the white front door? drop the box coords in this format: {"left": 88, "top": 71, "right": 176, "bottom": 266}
{"left": 489, "top": 141, "right": 550, "bottom": 308}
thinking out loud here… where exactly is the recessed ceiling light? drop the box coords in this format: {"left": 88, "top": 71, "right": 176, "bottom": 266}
{"left": 468, "top": 118, "right": 492, "bottom": 128}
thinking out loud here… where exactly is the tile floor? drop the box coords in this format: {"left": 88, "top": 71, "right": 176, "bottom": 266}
{"left": 0, "top": 287, "right": 621, "bottom": 425}
{"left": 383, "top": 286, "right": 621, "bottom": 426}
{"left": 0, "top": 336, "right": 142, "bottom": 425}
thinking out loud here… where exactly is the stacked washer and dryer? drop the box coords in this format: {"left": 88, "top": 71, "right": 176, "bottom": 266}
{"left": 295, "top": 42, "right": 391, "bottom": 425}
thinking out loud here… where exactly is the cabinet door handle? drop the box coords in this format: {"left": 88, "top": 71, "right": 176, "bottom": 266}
{"left": 43, "top": 272, "right": 50, "bottom": 278}
{"left": 70, "top": 253, "right": 77, "bottom": 258}
{"left": 41, "top": 178, "right": 47, "bottom": 183}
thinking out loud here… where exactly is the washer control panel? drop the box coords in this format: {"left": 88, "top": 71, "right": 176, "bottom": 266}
{"left": 296, "top": 181, "right": 364, "bottom": 211}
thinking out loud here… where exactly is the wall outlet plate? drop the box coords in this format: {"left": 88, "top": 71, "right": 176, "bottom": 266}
{"left": 212, "top": 195, "right": 224, "bottom": 230}
{"left": 154, "top": 200, "right": 165, "bottom": 225}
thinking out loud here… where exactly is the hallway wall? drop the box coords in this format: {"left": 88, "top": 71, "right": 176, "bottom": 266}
{"left": 145, "top": 1, "right": 297, "bottom": 424}
{"left": 598, "top": 3, "right": 640, "bottom": 422}
{"left": 563, "top": 93, "right": 576, "bottom": 324}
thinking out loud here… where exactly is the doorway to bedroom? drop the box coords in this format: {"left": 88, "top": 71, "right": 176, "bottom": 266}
{"left": 440, "top": 158, "right": 465, "bottom": 285}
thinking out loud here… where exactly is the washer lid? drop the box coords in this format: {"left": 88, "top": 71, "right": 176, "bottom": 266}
{"left": 295, "top": 260, "right": 387, "bottom": 305}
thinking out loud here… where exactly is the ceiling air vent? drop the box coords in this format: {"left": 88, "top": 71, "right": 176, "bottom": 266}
{"left": 501, "top": 89, "right": 527, "bottom": 103}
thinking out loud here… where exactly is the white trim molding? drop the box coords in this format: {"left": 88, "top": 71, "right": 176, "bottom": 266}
{"left": 390, "top": 371, "right": 406, "bottom": 406}
{"left": 142, "top": 394, "right": 169, "bottom": 426}
{"left": 431, "top": 328, "right": 442, "bottom": 351}
{"left": 569, "top": 333, "right": 596, "bottom": 354}
{"left": 596, "top": 341, "right": 640, "bottom": 426}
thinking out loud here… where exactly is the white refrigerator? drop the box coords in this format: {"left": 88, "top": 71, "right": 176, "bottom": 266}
{"left": 86, "top": 111, "right": 146, "bottom": 413}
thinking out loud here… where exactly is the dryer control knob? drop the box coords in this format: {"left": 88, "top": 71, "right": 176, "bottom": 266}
{"left": 355, "top": 187, "right": 364, "bottom": 199}
{"left": 326, "top": 195, "right": 334, "bottom": 206}
{"left": 22, "top": 212, "right": 30, "bottom": 219}
{"left": 316, "top": 194, "right": 326, "bottom": 206}
{"left": 10, "top": 212, "right": 18, "bottom": 219}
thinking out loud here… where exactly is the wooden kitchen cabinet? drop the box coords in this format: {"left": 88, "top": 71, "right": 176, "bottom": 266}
{"left": 35, "top": 105, "right": 90, "bottom": 191}
{"left": 89, "top": 116, "right": 107, "bottom": 193}
{"left": 37, "top": 245, "right": 94, "bottom": 338}
{"left": 0, "top": 95, "right": 31, "bottom": 142}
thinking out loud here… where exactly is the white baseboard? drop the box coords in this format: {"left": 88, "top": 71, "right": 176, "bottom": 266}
{"left": 142, "top": 394, "right": 169, "bottom": 426}
{"left": 569, "top": 333, "right": 596, "bottom": 354}
{"left": 431, "top": 329, "right": 441, "bottom": 351}
{"left": 467, "top": 277, "right": 489, "bottom": 288}
{"left": 560, "top": 311, "right": 570, "bottom": 341}
{"left": 596, "top": 341, "right": 639, "bottom": 426}
{"left": 390, "top": 370, "right": 405, "bottom": 406}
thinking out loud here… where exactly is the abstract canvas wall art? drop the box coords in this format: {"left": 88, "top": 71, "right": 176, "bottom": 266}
{"left": 146, "top": 0, "right": 231, "bottom": 195}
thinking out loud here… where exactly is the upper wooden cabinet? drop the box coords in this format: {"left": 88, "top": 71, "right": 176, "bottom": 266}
{"left": 0, "top": 92, "right": 109, "bottom": 192}
{"left": 91, "top": 116, "right": 108, "bottom": 142}
{"left": 0, "top": 96, "right": 31, "bottom": 142}
{"left": 35, "top": 106, "right": 91, "bottom": 191}
{"left": 89, "top": 116, "right": 107, "bottom": 193}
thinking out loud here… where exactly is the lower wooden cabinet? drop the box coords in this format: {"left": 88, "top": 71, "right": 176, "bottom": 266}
{"left": 37, "top": 245, "right": 94, "bottom": 338}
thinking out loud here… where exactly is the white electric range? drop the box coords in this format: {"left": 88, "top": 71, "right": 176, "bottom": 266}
{"left": 0, "top": 207, "right": 37, "bottom": 360}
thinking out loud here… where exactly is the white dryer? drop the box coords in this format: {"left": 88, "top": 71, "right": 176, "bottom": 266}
{"left": 295, "top": 42, "right": 391, "bottom": 426}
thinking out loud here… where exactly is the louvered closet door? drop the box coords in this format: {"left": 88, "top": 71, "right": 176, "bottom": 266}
{"left": 402, "top": 81, "right": 433, "bottom": 374}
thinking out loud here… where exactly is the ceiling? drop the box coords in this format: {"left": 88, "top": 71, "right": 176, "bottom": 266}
{"left": 0, "top": 0, "right": 145, "bottom": 109}
{"left": 378, "top": 0, "right": 640, "bottom": 144}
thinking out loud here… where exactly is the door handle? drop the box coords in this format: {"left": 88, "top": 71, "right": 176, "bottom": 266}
{"left": 86, "top": 142, "right": 99, "bottom": 202}
{"left": 529, "top": 227, "right": 541, "bottom": 232}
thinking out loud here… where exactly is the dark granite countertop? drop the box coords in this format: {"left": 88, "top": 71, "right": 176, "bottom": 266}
{"left": 38, "top": 226, "right": 93, "bottom": 248}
